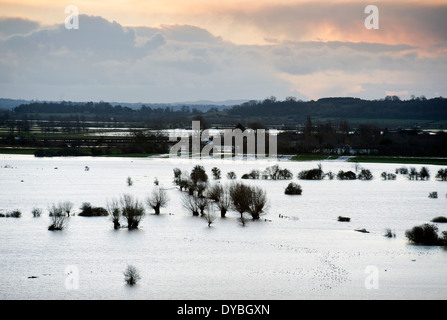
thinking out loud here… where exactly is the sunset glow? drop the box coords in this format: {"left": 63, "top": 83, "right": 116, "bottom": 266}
{"left": 0, "top": 0, "right": 446, "bottom": 101}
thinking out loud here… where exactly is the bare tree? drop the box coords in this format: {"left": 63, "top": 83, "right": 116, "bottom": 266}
{"left": 124, "top": 265, "right": 141, "bottom": 286}
{"left": 61, "top": 201, "right": 74, "bottom": 216}
{"left": 195, "top": 196, "right": 209, "bottom": 216}
{"left": 206, "top": 183, "right": 223, "bottom": 202}
{"left": 216, "top": 187, "right": 232, "bottom": 218}
{"left": 196, "top": 181, "right": 208, "bottom": 198}
{"left": 107, "top": 198, "right": 121, "bottom": 229}
{"left": 120, "top": 194, "right": 145, "bottom": 230}
{"left": 146, "top": 187, "right": 169, "bottom": 214}
{"left": 229, "top": 182, "right": 252, "bottom": 219}
{"left": 248, "top": 186, "right": 268, "bottom": 220}
{"left": 48, "top": 203, "right": 67, "bottom": 231}
{"left": 182, "top": 193, "right": 199, "bottom": 216}
{"left": 204, "top": 205, "right": 217, "bottom": 227}
{"left": 32, "top": 207, "right": 42, "bottom": 218}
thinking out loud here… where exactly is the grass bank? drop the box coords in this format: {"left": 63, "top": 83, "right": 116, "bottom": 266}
{"left": 0, "top": 148, "right": 37, "bottom": 155}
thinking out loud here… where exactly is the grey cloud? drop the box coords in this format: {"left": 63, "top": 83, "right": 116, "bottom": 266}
{"left": 0, "top": 17, "right": 40, "bottom": 38}
{"left": 0, "top": 14, "right": 445, "bottom": 102}
{"left": 3, "top": 15, "right": 140, "bottom": 60}
{"left": 132, "top": 24, "right": 222, "bottom": 44}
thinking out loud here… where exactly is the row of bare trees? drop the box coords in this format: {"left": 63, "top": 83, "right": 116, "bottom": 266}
{"left": 107, "top": 189, "right": 169, "bottom": 230}
{"left": 46, "top": 188, "right": 169, "bottom": 231}
{"left": 175, "top": 166, "right": 268, "bottom": 225}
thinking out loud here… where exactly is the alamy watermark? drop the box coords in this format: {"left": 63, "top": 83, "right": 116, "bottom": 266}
{"left": 65, "top": 5, "right": 79, "bottom": 30}
{"left": 169, "top": 121, "right": 277, "bottom": 161}
{"left": 364, "top": 5, "right": 379, "bottom": 30}
{"left": 64, "top": 265, "right": 79, "bottom": 290}
{"left": 364, "top": 265, "right": 379, "bottom": 290}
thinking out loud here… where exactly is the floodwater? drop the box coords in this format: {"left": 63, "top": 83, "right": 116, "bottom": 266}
{"left": 0, "top": 154, "right": 446, "bottom": 300}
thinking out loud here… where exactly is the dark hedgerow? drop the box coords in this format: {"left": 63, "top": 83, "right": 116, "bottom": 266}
{"left": 337, "top": 170, "right": 357, "bottom": 180}
{"left": 405, "top": 223, "right": 446, "bottom": 246}
{"left": 0, "top": 210, "right": 22, "bottom": 218}
{"left": 297, "top": 168, "right": 323, "bottom": 180}
{"left": 79, "top": 203, "right": 108, "bottom": 216}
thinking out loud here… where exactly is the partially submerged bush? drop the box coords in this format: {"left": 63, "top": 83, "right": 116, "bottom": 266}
{"left": 381, "top": 172, "right": 396, "bottom": 180}
{"left": 60, "top": 201, "right": 74, "bottom": 216}
{"left": 428, "top": 192, "right": 438, "bottom": 199}
{"left": 107, "top": 199, "right": 121, "bottom": 229}
{"left": 211, "top": 167, "right": 221, "bottom": 180}
{"left": 204, "top": 205, "right": 217, "bottom": 227}
{"left": 8, "top": 210, "right": 21, "bottom": 218}
{"left": 229, "top": 182, "right": 267, "bottom": 220}
{"left": 435, "top": 168, "right": 447, "bottom": 181}
{"left": 226, "top": 171, "right": 237, "bottom": 180}
{"left": 405, "top": 223, "right": 446, "bottom": 246}
{"left": 215, "top": 188, "right": 232, "bottom": 218}
{"left": 146, "top": 188, "right": 169, "bottom": 214}
{"left": 48, "top": 203, "right": 67, "bottom": 231}
{"left": 190, "top": 165, "right": 208, "bottom": 184}
{"left": 248, "top": 186, "right": 267, "bottom": 220}
{"left": 408, "top": 166, "right": 430, "bottom": 181}
{"left": 173, "top": 168, "right": 183, "bottom": 186}
{"left": 284, "top": 182, "right": 302, "bottom": 195}
{"left": 124, "top": 265, "right": 141, "bottom": 286}
{"left": 419, "top": 167, "right": 430, "bottom": 180}
{"left": 337, "top": 170, "right": 357, "bottom": 180}
{"left": 0, "top": 210, "right": 22, "bottom": 218}
{"left": 431, "top": 216, "right": 447, "bottom": 223}
{"left": 325, "top": 171, "right": 335, "bottom": 180}
{"left": 241, "top": 169, "right": 260, "bottom": 180}
{"left": 357, "top": 169, "right": 373, "bottom": 180}
{"left": 298, "top": 168, "right": 324, "bottom": 180}
{"left": 395, "top": 167, "right": 408, "bottom": 175}
{"left": 32, "top": 207, "right": 42, "bottom": 218}
{"left": 182, "top": 193, "right": 200, "bottom": 216}
{"left": 229, "top": 182, "right": 253, "bottom": 219}
{"left": 263, "top": 165, "right": 293, "bottom": 180}
{"left": 206, "top": 183, "right": 223, "bottom": 202}
{"left": 120, "top": 194, "right": 145, "bottom": 230}
{"left": 79, "top": 202, "right": 108, "bottom": 216}
{"left": 384, "top": 228, "right": 396, "bottom": 238}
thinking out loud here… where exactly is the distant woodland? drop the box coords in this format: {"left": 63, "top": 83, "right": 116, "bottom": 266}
{"left": 1, "top": 96, "right": 446, "bottom": 128}
{"left": 1, "top": 96, "right": 446, "bottom": 157}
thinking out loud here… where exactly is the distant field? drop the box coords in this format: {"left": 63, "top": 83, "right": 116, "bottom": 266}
{"left": 348, "top": 156, "right": 447, "bottom": 166}
{"left": 0, "top": 148, "right": 36, "bottom": 155}
{"left": 0, "top": 147, "right": 160, "bottom": 158}
{"left": 290, "top": 154, "right": 338, "bottom": 161}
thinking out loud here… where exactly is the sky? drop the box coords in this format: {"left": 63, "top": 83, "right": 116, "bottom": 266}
{"left": 0, "top": 0, "right": 446, "bottom": 103}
